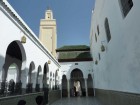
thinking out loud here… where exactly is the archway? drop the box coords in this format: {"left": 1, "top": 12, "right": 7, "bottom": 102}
{"left": 35, "top": 65, "right": 42, "bottom": 92}
{"left": 49, "top": 72, "right": 52, "bottom": 89}
{"left": 26, "top": 61, "right": 35, "bottom": 93}
{"left": 7, "top": 63, "right": 18, "bottom": 83}
{"left": 73, "top": 80, "right": 81, "bottom": 96}
{"left": 28, "top": 62, "right": 35, "bottom": 83}
{"left": 70, "top": 68, "right": 84, "bottom": 97}
{"left": 62, "top": 75, "right": 67, "bottom": 97}
{"left": 53, "top": 73, "right": 54, "bottom": 89}
{"left": 1, "top": 40, "right": 26, "bottom": 95}
{"left": 87, "top": 74, "right": 94, "bottom": 96}
{"left": 43, "top": 62, "right": 49, "bottom": 104}
{"left": 43, "top": 63, "right": 49, "bottom": 89}
{"left": 55, "top": 70, "right": 58, "bottom": 89}
{"left": 6, "top": 63, "right": 17, "bottom": 94}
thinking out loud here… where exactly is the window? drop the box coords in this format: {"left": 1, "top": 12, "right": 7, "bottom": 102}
{"left": 119, "top": 0, "right": 133, "bottom": 17}
{"left": 97, "top": 25, "right": 99, "bottom": 35}
{"left": 104, "top": 18, "right": 111, "bottom": 43}
{"left": 50, "top": 72, "right": 52, "bottom": 76}
{"left": 95, "top": 33, "right": 97, "bottom": 42}
{"left": 98, "top": 53, "right": 101, "bottom": 60}
{"left": 47, "top": 13, "right": 51, "bottom": 19}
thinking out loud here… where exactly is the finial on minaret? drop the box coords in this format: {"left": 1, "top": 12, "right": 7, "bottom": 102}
{"left": 47, "top": 6, "right": 51, "bottom": 10}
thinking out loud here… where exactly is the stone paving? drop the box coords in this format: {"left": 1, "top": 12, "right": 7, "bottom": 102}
{"left": 50, "top": 97, "right": 102, "bottom": 105}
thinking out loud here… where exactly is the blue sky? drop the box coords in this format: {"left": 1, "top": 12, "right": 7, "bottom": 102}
{"left": 8, "top": 0, "right": 95, "bottom": 48}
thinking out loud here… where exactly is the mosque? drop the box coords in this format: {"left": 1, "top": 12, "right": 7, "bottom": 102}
{"left": 0, "top": 0, "right": 140, "bottom": 105}
{"left": 0, "top": 0, "right": 93, "bottom": 104}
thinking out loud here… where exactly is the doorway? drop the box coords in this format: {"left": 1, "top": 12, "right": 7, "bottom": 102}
{"left": 73, "top": 80, "right": 81, "bottom": 96}
{"left": 70, "top": 68, "right": 84, "bottom": 97}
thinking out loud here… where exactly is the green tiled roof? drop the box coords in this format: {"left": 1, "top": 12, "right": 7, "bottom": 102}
{"left": 56, "top": 45, "right": 90, "bottom": 51}
{"left": 58, "top": 51, "right": 92, "bottom": 59}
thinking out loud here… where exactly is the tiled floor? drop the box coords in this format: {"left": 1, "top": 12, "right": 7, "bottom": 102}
{"left": 50, "top": 97, "right": 102, "bottom": 105}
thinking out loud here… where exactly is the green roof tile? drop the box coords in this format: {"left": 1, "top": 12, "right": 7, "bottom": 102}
{"left": 56, "top": 45, "right": 90, "bottom": 51}
{"left": 58, "top": 51, "right": 92, "bottom": 59}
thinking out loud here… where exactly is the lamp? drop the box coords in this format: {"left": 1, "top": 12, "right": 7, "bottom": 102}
{"left": 95, "top": 60, "right": 98, "bottom": 65}
{"left": 21, "top": 36, "right": 26, "bottom": 43}
{"left": 48, "top": 60, "right": 51, "bottom": 64}
{"left": 101, "top": 44, "right": 105, "bottom": 52}
{"left": 101, "top": 41, "right": 106, "bottom": 52}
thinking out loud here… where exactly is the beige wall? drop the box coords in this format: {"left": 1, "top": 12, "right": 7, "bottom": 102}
{"left": 39, "top": 9, "right": 57, "bottom": 58}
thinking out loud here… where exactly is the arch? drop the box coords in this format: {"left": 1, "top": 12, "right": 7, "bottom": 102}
{"left": 28, "top": 61, "right": 35, "bottom": 83}
{"left": 62, "top": 75, "right": 68, "bottom": 97}
{"left": 2, "top": 41, "right": 26, "bottom": 82}
{"left": 43, "top": 63, "right": 49, "bottom": 89}
{"left": 73, "top": 80, "right": 81, "bottom": 96}
{"left": 26, "top": 61, "right": 35, "bottom": 93}
{"left": 52, "top": 73, "right": 55, "bottom": 89}
{"left": 87, "top": 74, "right": 94, "bottom": 96}
{"left": 70, "top": 68, "right": 84, "bottom": 97}
{"left": 43, "top": 63, "right": 49, "bottom": 104}
{"left": 7, "top": 63, "right": 18, "bottom": 83}
{"left": 55, "top": 70, "right": 58, "bottom": 89}
{"left": 36, "top": 65, "right": 42, "bottom": 84}
{"left": 35, "top": 65, "right": 42, "bottom": 92}
{"left": 50, "top": 72, "right": 52, "bottom": 77}
{"left": 5, "top": 41, "right": 26, "bottom": 69}
{"left": 71, "top": 68, "right": 83, "bottom": 79}
{"left": 1, "top": 40, "right": 26, "bottom": 94}
{"left": 49, "top": 78, "right": 52, "bottom": 90}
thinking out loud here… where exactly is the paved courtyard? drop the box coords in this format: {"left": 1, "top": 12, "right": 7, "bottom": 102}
{"left": 50, "top": 97, "right": 102, "bottom": 105}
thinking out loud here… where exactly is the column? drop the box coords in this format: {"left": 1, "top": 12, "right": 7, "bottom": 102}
{"left": 67, "top": 79, "right": 70, "bottom": 98}
{"left": 84, "top": 78, "right": 88, "bottom": 97}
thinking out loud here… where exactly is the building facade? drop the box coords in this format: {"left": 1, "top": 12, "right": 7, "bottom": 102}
{"left": 90, "top": 0, "right": 140, "bottom": 104}
{"left": 56, "top": 45, "right": 94, "bottom": 97}
{"left": 39, "top": 9, "right": 57, "bottom": 58}
{"left": 0, "top": 0, "right": 60, "bottom": 102}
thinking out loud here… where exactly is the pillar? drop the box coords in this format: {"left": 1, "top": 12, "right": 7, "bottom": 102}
{"left": 67, "top": 79, "right": 70, "bottom": 98}
{"left": 84, "top": 78, "right": 88, "bottom": 97}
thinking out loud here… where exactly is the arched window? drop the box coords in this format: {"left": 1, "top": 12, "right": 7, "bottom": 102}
{"left": 104, "top": 18, "right": 111, "bottom": 43}
{"left": 97, "top": 25, "right": 99, "bottom": 35}
{"left": 50, "top": 72, "right": 52, "bottom": 77}
{"left": 95, "top": 33, "right": 97, "bottom": 42}
{"left": 119, "top": 0, "right": 133, "bottom": 17}
{"left": 98, "top": 53, "right": 101, "bottom": 60}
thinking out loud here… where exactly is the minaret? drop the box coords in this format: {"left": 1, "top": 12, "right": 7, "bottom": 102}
{"left": 39, "top": 8, "right": 57, "bottom": 58}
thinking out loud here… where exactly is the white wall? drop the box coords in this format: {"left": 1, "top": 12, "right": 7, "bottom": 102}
{"left": 59, "top": 61, "right": 93, "bottom": 81}
{"left": 90, "top": 0, "right": 140, "bottom": 94}
{"left": 0, "top": 1, "right": 60, "bottom": 89}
